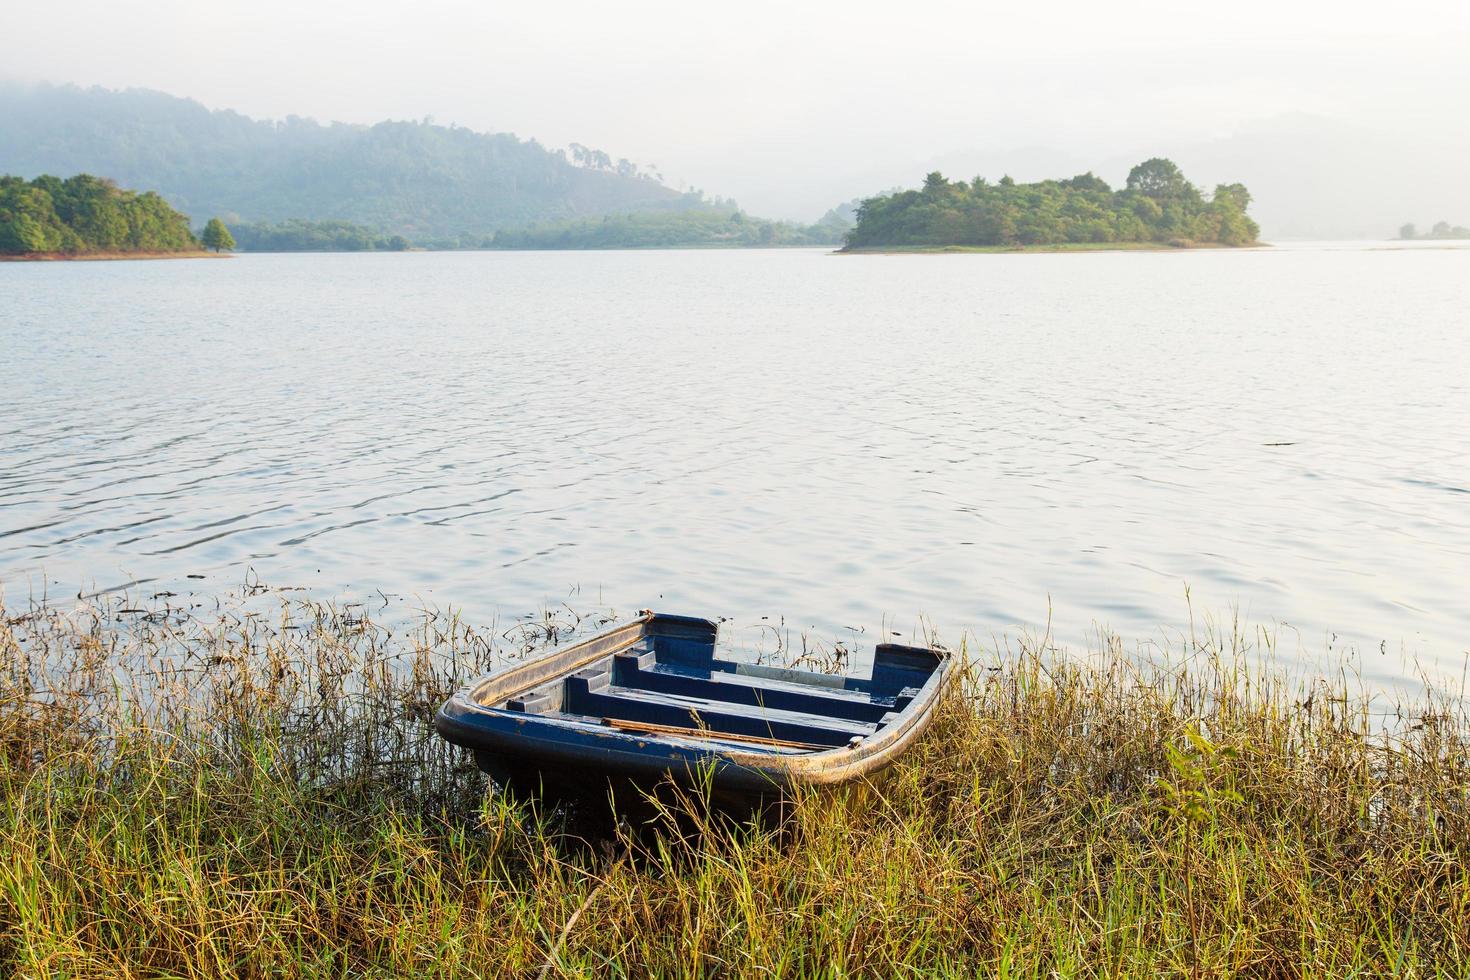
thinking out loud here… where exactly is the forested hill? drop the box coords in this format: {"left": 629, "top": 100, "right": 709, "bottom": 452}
{"left": 0, "top": 84, "right": 684, "bottom": 244}
{"left": 843, "top": 159, "right": 1259, "bottom": 251}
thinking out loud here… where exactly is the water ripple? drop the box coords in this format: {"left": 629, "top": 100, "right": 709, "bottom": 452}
{"left": 1, "top": 246, "right": 1467, "bottom": 679}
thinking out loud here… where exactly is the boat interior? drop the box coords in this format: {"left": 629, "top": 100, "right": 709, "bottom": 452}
{"left": 487, "top": 623, "right": 942, "bottom": 754}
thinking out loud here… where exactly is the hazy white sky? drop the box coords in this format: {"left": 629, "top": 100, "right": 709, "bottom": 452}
{"left": 6, "top": 0, "right": 1469, "bottom": 218}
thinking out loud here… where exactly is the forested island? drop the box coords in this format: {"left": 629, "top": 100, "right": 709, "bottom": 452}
{"left": 488, "top": 206, "right": 848, "bottom": 250}
{"left": 1399, "top": 221, "right": 1470, "bottom": 241}
{"left": 0, "top": 173, "right": 210, "bottom": 258}
{"left": 842, "top": 158, "right": 1259, "bottom": 252}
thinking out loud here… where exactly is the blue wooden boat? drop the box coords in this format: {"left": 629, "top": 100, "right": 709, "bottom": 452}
{"left": 435, "top": 612, "right": 949, "bottom": 809}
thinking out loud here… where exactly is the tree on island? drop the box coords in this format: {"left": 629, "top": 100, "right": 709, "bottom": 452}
{"left": 201, "top": 217, "right": 235, "bottom": 252}
{"left": 1126, "top": 158, "right": 1189, "bottom": 199}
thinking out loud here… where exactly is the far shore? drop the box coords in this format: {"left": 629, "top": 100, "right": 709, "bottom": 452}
{"left": 839, "top": 240, "right": 1268, "bottom": 255}
{"left": 0, "top": 250, "right": 230, "bottom": 262}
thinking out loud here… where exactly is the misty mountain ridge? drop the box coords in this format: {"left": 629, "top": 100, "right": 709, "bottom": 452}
{"left": 0, "top": 83, "right": 692, "bottom": 242}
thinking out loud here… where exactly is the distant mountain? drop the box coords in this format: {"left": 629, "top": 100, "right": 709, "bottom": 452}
{"left": 0, "top": 84, "right": 686, "bottom": 243}
{"left": 1163, "top": 115, "right": 1470, "bottom": 240}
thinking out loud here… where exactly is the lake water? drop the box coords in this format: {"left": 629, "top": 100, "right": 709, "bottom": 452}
{"left": 2, "top": 245, "right": 1467, "bottom": 685}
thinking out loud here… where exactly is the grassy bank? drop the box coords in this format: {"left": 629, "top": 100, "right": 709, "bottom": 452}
{"left": 840, "top": 241, "right": 1265, "bottom": 255}
{"left": 1, "top": 596, "right": 1466, "bottom": 977}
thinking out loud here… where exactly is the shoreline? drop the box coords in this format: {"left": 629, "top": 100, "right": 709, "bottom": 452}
{"left": 839, "top": 240, "right": 1268, "bottom": 255}
{"left": 0, "top": 250, "right": 230, "bottom": 262}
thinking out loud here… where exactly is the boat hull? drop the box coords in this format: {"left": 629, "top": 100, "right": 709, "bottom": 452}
{"left": 435, "top": 612, "right": 949, "bottom": 811}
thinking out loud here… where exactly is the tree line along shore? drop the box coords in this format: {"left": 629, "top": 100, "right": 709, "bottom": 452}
{"left": 6, "top": 159, "right": 1263, "bottom": 260}
{"left": 1400, "top": 220, "right": 1470, "bottom": 241}
{"left": 0, "top": 172, "right": 847, "bottom": 256}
